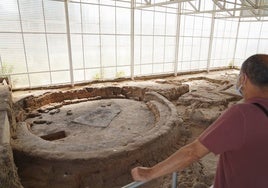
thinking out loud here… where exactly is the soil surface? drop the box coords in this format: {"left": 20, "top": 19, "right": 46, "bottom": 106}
{"left": 12, "top": 69, "right": 241, "bottom": 188}
{"left": 26, "top": 99, "right": 155, "bottom": 151}
{"left": 134, "top": 70, "right": 241, "bottom": 188}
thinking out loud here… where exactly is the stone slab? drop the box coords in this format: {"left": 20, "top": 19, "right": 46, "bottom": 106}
{"left": 72, "top": 103, "right": 121, "bottom": 128}
{"left": 0, "top": 111, "right": 10, "bottom": 144}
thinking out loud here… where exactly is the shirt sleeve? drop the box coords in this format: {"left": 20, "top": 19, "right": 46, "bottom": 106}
{"left": 198, "top": 105, "right": 246, "bottom": 155}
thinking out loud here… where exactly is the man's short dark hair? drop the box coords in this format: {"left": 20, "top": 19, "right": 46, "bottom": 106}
{"left": 241, "top": 54, "right": 268, "bottom": 87}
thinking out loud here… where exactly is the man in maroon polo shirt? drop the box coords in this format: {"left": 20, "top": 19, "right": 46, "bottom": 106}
{"left": 131, "top": 54, "right": 268, "bottom": 188}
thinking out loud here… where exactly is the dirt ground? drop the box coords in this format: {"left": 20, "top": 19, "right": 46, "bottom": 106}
{"left": 12, "top": 69, "right": 241, "bottom": 188}
{"left": 25, "top": 99, "right": 156, "bottom": 151}
{"left": 126, "top": 70, "right": 241, "bottom": 188}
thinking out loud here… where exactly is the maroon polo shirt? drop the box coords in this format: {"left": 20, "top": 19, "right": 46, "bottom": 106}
{"left": 199, "top": 98, "right": 268, "bottom": 188}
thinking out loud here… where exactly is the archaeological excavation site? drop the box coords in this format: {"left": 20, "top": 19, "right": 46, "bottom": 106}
{"left": 1, "top": 0, "right": 268, "bottom": 187}
{"left": 0, "top": 69, "right": 243, "bottom": 188}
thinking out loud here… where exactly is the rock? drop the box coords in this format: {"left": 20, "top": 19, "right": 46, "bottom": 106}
{"left": 51, "top": 103, "right": 63, "bottom": 109}
{"left": 178, "top": 90, "right": 233, "bottom": 107}
{"left": 190, "top": 108, "right": 221, "bottom": 126}
{"left": 38, "top": 107, "right": 49, "bottom": 113}
{"left": 46, "top": 121, "right": 52, "bottom": 125}
{"left": 25, "top": 108, "right": 31, "bottom": 113}
{"left": 179, "top": 182, "right": 190, "bottom": 188}
{"left": 129, "top": 96, "right": 140, "bottom": 101}
{"left": 16, "top": 111, "right": 26, "bottom": 122}
{"left": 202, "top": 174, "right": 215, "bottom": 186}
{"left": 116, "top": 94, "right": 125, "bottom": 98}
{"left": 33, "top": 120, "right": 47, "bottom": 124}
{"left": 46, "top": 105, "right": 56, "bottom": 111}
{"left": 27, "top": 112, "right": 41, "bottom": 118}
{"left": 193, "top": 182, "right": 208, "bottom": 188}
{"left": 179, "top": 127, "right": 192, "bottom": 138}
{"left": 63, "top": 100, "right": 72, "bottom": 105}
{"left": 49, "top": 108, "right": 60, "bottom": 115}
{"left": 66, "top": 110, "right": 73, "bottom": 116}
{"left": 155, "top": 79, "right": 167, "bottom": 84}
{"left": 191, "top": 109, "right": 205, "bottom": 121}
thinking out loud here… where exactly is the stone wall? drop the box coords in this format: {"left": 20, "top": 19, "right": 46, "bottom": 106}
{"left": 0, "top": 85, "right": 23, "bottom": 188}
{"left": 14, "top": 84, "right": 189, "bottom": 122}
{"left": 11, "top": 82, "right": 189, "bottom": 188}
{"left": 12, "top": 91, "right": 183, "bottom": 188}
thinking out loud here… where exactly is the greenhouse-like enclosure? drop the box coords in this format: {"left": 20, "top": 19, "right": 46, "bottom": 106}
{"left": 0, "top": 0, "right": 268, "bottom": 89}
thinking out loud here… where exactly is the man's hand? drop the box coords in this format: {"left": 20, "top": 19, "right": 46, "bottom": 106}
{"left": 130, "top": 139, "right": 210, "bottom": 182}
{"left": 131, "top": 167, "right": 154, "bottom": 182}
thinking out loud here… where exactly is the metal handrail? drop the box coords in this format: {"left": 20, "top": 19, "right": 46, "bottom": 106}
{"left": 122, "top": 172, "right": 178, "bottom": 188}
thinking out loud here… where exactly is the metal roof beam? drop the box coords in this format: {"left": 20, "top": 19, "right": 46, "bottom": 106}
{"left": 144, "top": 0, "right": 151, "bottom": 5}
{"left": 216, "top": 0, "right": 243, "bottom": 6}
{"left": 135, "top": 0, "right": 194, "bottom": 9}
{"left": 244, "top": 0, "right": 257, "bottom": 8}
{"left": 181, "top": 5, "right": 266, "bottom": 15}
{"left": 215, "top": 13, "right": 268, "bottom": 18}
{"left": 212, "top": 0, "right": 233, "bottom": 16}
{"left": 188, "top": 1, "right": 198, "bottom": 11}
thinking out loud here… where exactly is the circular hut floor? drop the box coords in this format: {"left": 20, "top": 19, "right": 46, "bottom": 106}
{"left": 26, "top": 99, "right": 155, "bottom": 151}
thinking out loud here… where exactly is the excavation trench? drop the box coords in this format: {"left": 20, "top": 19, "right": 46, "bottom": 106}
{"left": 3, "top": 70, "right": 241, "bottom": 188}
{"left": 12, "top": 84, "right": 188, "bottom": 188}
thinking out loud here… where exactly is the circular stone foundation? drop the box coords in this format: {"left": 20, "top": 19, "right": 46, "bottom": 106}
{"left": 27, "top": 99, "right": 156, "bottom": 151}
{"left": 12, "top": 88, "right": 183, "bottom": 188}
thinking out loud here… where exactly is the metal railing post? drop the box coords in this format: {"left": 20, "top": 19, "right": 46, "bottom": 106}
{"left": 172, "top": 172, "right": 178, "bottom": 188}
{"left": 122, "top": 181, "right": 146, "bottom": 188}
{"left": 122, "top": 171, "right": 178, "bottom": 188}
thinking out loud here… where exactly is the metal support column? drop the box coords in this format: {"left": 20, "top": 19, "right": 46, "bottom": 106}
{"left": 98, "top": 3, "right": 103, "bottom": 79}
{"left": 80, "top": 1, "right": 86, "bottom": 81}
{"left": 256, "top": 21, "right": 263, "bottom": 53}
{"left": 232, "top": 19, "right": 240, "bottom": 68}
{"left": 17, "top": 0, "right": 31, "bottom": 87}
{"left": 131, "top": 0, "right": 135, "bottom": 80}
{"left": 64, "top": 0, "right": 74, "bottom": 87}
{"left": 41, "top": 0, "right": 53, "bottom": 85}
{"left": 207, "top": 4, "right": 216, "bottom": 73}
{"left": 0, "top": 54, "right": 3, "bottom": 70}
{"left": 174, "top": 3, "right": 182, "bottom": 76}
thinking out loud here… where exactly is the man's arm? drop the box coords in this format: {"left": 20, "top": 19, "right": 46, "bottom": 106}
{"left": 131, "top": 139, "right": 210, "bottom": 182}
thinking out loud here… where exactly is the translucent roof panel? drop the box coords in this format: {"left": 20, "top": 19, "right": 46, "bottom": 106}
{"left": 1, "top": 0, "right": 268, "bottom": 89}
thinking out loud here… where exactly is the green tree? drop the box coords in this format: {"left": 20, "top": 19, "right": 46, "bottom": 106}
{"left": 0, "top": 63, "right": 13, "bottom": 76}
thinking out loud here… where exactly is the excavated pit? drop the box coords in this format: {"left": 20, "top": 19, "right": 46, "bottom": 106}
{"left": 8, "top": 70, "right": 243, "bottom": 188}
{"left": 12, "top": 84, "right": 189, "bottom": 188}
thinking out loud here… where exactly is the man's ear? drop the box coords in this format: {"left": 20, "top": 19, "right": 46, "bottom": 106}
{"left": 242, "top": 74, "right": 248, "bottom": 85}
